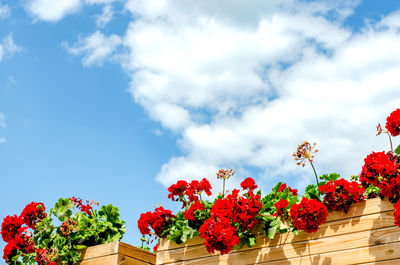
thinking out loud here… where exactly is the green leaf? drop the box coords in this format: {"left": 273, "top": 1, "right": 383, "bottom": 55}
{"left": 73, "top": 245, "right": 88, "bottom": 250}
{"left": 304, "top": 184, "right": 321, "bottom": 201}
{"left": 53, "top": 198, "right": 74, "bottom": 222}
{"left": 247, "top": 236, "right": 256, "bottom": 248}
{"left": 319, "top": 173, "right": 341, "bottom": 182}
{"left": 395, "top": 144, "right": 400, "bottom": 155}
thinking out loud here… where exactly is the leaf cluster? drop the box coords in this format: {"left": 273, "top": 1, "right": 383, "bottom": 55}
{"left": 25, "top": 198, "right": 125, "bottom": 265}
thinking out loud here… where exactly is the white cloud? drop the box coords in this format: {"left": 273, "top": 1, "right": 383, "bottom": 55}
{"left": 0, "top": 113, "right": 6, "bottom": 128}
{"left": 67, "top": 1, "right": 400, "bottom": 190}
{"left": 95, "top": 4, "right": 113, "bottom": 28}
{"left": 0, "top": 34, "right": 23, "bottom": 62}
{"left": 25, "top": 0, "right": 82, "bottom": 22}
{"left": 24, "top": 0, "right": 118, "bottom": 23}
{"left": 63, "top": 31, "right": 122, "bottom": 66}
{"left": 0, "top": 137, "right": 6, "bottom": 144}
{"left": 0, "top": 4, "right": 10, "bottom": 19}
{"left": 117, "top": 1, "right": 400, "bottom": 189}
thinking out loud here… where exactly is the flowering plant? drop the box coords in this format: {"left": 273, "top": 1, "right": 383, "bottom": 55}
{"left": 319, "top": 178, "right": 365, "bottom": 212}
{"left": 1, "top": 197, "right": 125, "bottom": 265}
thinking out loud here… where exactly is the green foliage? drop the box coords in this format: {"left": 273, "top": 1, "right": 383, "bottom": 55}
{"left": 165, "top": 212, "right": 197, "bottom": 244}
{"left": 319, "top": 173, "right": 341, "bottom": 182}
{"left": 365, "top": 183, "right": 381, "bottom": 197}
{"left": 259, "top": 182, "right": 298, "bottom": 239}
{"left": 350, "top": 175, "right": 360, "bottom": 181}
{"left": 32, "top": 198, "right": 126, "bottom": 265}
{"left": 164, "top": 200, "right": 212, "bottom": 245}
{"left": 303, "top": 184, "right": 321, "bottom": 201}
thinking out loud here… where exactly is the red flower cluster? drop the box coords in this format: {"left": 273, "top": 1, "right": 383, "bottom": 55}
{"left": 70, "top": 197, "right": 98, "bottom": 216}
{"left": 184, "top": 201, "right": 205, "bottom": 221}
{"left": 199, "top": 216, "right": 239, "bottom": 255}
{"left": 138, "top": 206, "right": 175, "bottom": 237}
{"left": 60, "top": 219, "right": 78, "bottom": 239}
{"left": 199, "top": 179, "right": 263, "bottom": 254}
{"left": 20, "top": 202, "right": 47, "bottom": 229}
{"left": 167, "top": 179, "right": 212, "bottom": 207}
{"left": 167, "top": 180, "right": 188, "bottom": 201}
{"left": 360, "top": 152, "right": 400, "bottom": 203}
{"left": 273, "top": 199, "right": 289, "bottom": 217}
{"left": 2, "top": 234, "right": 35, "bottom": 263}
{"left": 319, "top": 178, "right": 365, "bottom": 213}
{"left": 277, "top": 183, "right": 298, "bottom": 196}
{"left": 240, "top": 177, "right": 258, "bottom": 191}
{"left": 290, "top": 197, "right": 328, "bottom": 233}
{"left": 2, "top": 202, "right": 48, "bottom": 264}
{"left": 359, "top": 151, "right": 398, "bottom": 187}
{"left": 1, "top": 215, "right": 24, "bottom": 242}
{"left": 35, "top": 248, "right": 57, "bottom": 265}
{"left": 386, "top": 109, "right": 400, "bottom": 137}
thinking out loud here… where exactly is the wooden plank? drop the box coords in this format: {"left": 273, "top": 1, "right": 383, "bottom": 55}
{"left": 78, "top": 242, "right": 155, "bottom": 264}
{"left": 78, "top": 254, "right": 118, "bottom": 265}
{"left": 159, "top": 224, "right": 400, "bottom": 264}
{"left": 157, "top": 198, "right": 393, "bottom": 252}
{"left": 325, "top": 198, "right": 393, "bottom": 222}
{"left": 260, "top": 241, "right": 400, "bottom": 265}
{"left": 161, "top": 241, "right": 400, "bottom": 265}
{"left": 359, "top": 259, "right": 400, "bottom": 265}
{"left": 80, "top": 242, "right": 119, "bottom": 260}
{"left": 118, "top": 254, "right": 155, "bottom": 265}
{"left": 119, "top": 242, "right": 156, "bottom": 264}
{"left": 157, "top": 210, "right": 395, "bottom": 264}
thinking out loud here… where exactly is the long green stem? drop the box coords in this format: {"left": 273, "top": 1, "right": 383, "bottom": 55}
{"left": 309, "top": 160, "right": 319, "bottom": 186}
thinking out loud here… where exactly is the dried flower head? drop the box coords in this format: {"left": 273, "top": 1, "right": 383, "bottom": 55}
{"left": 293, "top": 141, "right": 318, "bottom": 167}
{"left": 376, "top": 123, "right": 383, "bottom": 136}
{"left": 216, "top": 169, "right": 235, "bottom": 180}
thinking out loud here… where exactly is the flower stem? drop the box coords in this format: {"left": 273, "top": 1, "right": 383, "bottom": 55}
{"left": 388, "top": 133, "right": 394, "bottom": 153}
{"left": 223, "top": 178, "right": 226, "bottom": 198}
{"left": 309, "top": 160, "right": 319, "bottom": 186}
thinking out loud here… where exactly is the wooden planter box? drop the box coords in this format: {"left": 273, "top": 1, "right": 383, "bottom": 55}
{"left": 156, "top": 198, "right": 400, "bottom": 265}
{"left": 78, "top": 242, "right": 156, "bottom": 265}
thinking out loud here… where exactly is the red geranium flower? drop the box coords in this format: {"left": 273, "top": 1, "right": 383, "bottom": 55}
{"left": 277, "top": 183, "right": 298, "bottom": 196}
{"left": 199, "top": 216, "right": 239, "bottom": 255}
{"left": 3, "top": 240, "right": 19, "bottom": 263}
{"left": 359, "top": 151, "right": 398, "bottom": 187}
{"left": 20, "top": 202, "right": 47, "bottom": 229}
{"left": 290, "top": 197, "right": 328, "bottom": 233}
{"left": 35, "top": 248, "right": 56, "bottom": 265}
{"left": 167, "top": 180, "right": 188, "bottom": 202}
{"left": 273, "top": 199, "right": 289, "bottom": 217}
{"left": 1, "top": 215, "right": 24, "bottom": 242}
{"left": 184, "top": 201, "right": 205, "bottom": 221}
{"left": 386, "top": 109, "right": 400, "bottom": 137}
{"left": 240, "top": 177, "right": 258, "bottom": 192}
{"left": 137, "top": 206, "right": 175, "bottom": 238}
{"left": 319, "top": 178, "right": 365, "bottom": 213}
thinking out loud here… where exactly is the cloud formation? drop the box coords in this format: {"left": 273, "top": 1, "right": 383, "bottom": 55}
{"left": 63, "top": 31, "right": 122, "bottom": 66}
{"left": 66, "top": 0, "right": 400, "bottom": 189}
{"left": 0, "top": 34, "right": 23, "bottom": 62}
{"left": 0, "top": 4, "right": 10, "bottom": 19}
{"left": 25, "top": 0, "right": 82, "bottom": 22}
{"left": 24, "top": 0, "right": 118, "bottom": 23}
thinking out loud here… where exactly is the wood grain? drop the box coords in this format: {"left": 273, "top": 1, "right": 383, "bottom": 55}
{"left": 157, "top": 198, "right": 400, "bottom": 265}
{"left": 78, "top": 242, "right": 156, "bottom": 265}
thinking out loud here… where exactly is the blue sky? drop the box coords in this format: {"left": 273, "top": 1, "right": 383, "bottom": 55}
{"left": 1, "top": 0, "right": 400, "bottom": 261}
